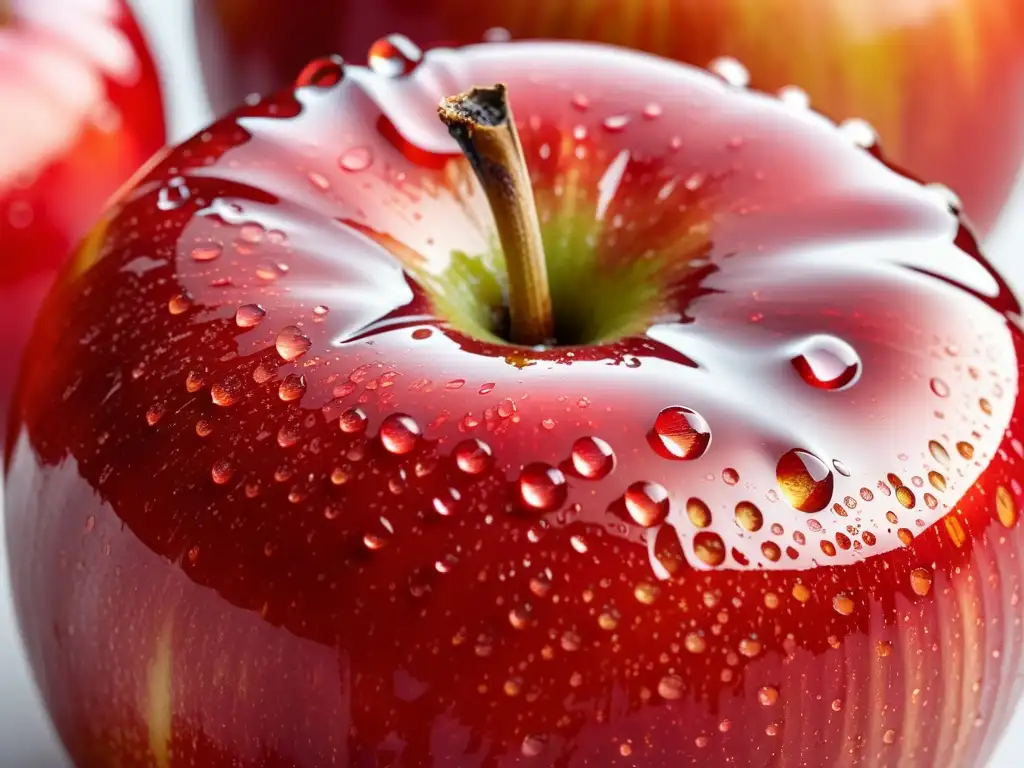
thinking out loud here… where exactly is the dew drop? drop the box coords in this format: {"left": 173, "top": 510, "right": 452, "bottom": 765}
{"left": 602, "top": 114, "right": 630, "bottom": 132}
{"left": 276, "top": 326, "right": 311, "bottom": 361}
{"left": 708, "top": 56, "right": 750, "bottom": 87}
{"left": 833, "top": 459, "right": 851, "bottom": 477}
{"left": 211, "top": 374, "right": 243, "bottom": 406}
{"left": 278, "top": 374, "right": 306, "bottom": 402}
{"left": 339, "top": 146, "right": 373, "bottom": 172}
{"left": 997, "top": 485, "right": 1017, "bottom": 528}
{"left": 454, "top": 438, "right": 493, "bottom": 474}
{"left": 295, "top": 54, "right": 345, "bottom": 88}
{"left": 658, "top": 675, "right": 684, "bottom": 700}
{"left": 519, "top": 463, "right": 568, "bottom": 512}
{"left": 157, "top": 176, "right": 190, "bottom": 211}
{"left": 211, "top": 459, "right": 234, "bottom": 485}
{"left": 379, "top": 413, "right": 421, "bottom": 454}
{"left": 651, "top": 406, "right": 711, "bottom": 460}
{"left": 145, "top": 403, "right": 165, "bottom": 426}
{"left": 368, "top": 34, "right": 422, "bottom": 77}
{"left": 694, "top": 531, "right": 726, "bottom": 567}
{"left": 833, "top": 593, "right": 855, "bottom": 616}
{"left": 791, "top": 335, "right": 861, "bottom": 390}
{"left": 432, "top": 488, "right": 462, "bottom": 517}
{"left": 930, "top": 377, "right": 950, "bottom": 398}
{"left": 910, "top": 567, "right": 933, "bottom": 596}
{"left": 735, "top": 501, "right": 763, "bottom": 532}
{"left": 167, "top": 292, "right": 192, "bottom": 315}
{"left": 896, "top": 486, "right": 916, "bottom": 509}
{"left": 776, "top": 449, "right": 834, "bottom": 513}
{"left": 929, "top": 440, "right": 950, "bottom": 466}
{"left": 339, "top": 407, "right": 368, "bottom": 434}
{"left": 839, "top": 118, "right": 879, "bottom": 149}
{"left": 778, "top": 85, "right": 810, "bottom": 109}
{"left": 191, "top": 243, "right": 222, "bottom": 262}
{"left": 957, "top": 441, "right": 975, "bottom": 460}
{"left": 758, "top": 686, "right": 779, "bottom": 707}
{"left": 687, "top": 498, "right": 711, "bottom": 529}
{"left": 571, "top": 436, "right": 616, "bottom": 479}
{"left": 624, "top": 481, "right": 670, "bottom": 527}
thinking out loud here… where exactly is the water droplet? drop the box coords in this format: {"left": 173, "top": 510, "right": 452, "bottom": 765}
{"left": 454, "top": 438, "right": 493, "bottom": 474}
{"left": 571, "top": 436, "right": 615, "bottom": 479}
{"left": 235, "top": 303, "right": 266, "bottom": 328}
{"left": 339, "top": 146, "right": 373, "bottom": 172}
{"left": 928, "top": 471, "right": 946, "bottom": 492}
{"left": 832, "top": 593, "right": 855, "bottom": 616}
{"left": 758, "top": 686, "right": 779, "bottom": 707}
{"left": 145, "top": 403, "right": 165, "bottom": 426}
{"left": 658, "top": 675, "right": 684, "bottom": 700}
{"left": 642, "top": 102, "right": 663, "bottom": 120}
{"left": 687, "top": 498, "right": 711, "bottom": 529}
{"left": 308, "top": 171, "right": 330, "bottom": 191}
{"left": 339, "top": 407, "right": 368, "bottom": 434}
{"left": 957, "top": 441, "right": 975, "bottom": 460}
{"left": 778, "top": 85, "right": 810, "bottom": 109}
{"left": 685, "top": 632, "right": 707, "bottom": 653}
{"left": 379, "top": 413, "right": 421, "bottom": 454}
{"left": 255, "top": 261, "right": 288, "bottom": 281}
{"left": 521, "top": 735, "right": 547, "bottom": 757}
{"left": 368, "top": 34, "right": 422, "bottom": 77}
{"left": 624, "top": 481, "right": 670, "bottom": 528}
{"left": 211, "top": 374, "right": 243, "bottom": 406}
{"left": 839, "top": 118, "right": 879, "bottom": 149}
{"left": 792, "top": 583, "right": 811, "bottom": 602}
{"left": 432, "top": 488, "right": 462, "bottom": 517}
{"left": 997, "top": 485, "right": 1017, "bottom": 528}
{"left": 295, "top": 54, "right": 345, "bottom": 88}
{"left": 776, "top": 449, "right": 834, "bottom": 513}
{"left": 157, "top": 176, "right": 190, "bottom": 211}
{"left": 735, "top": 501, "right": 763, "bottom": 532}
{"left": 738, "top": 638, "right": 762, "bottom": 657}
{"left": 195, "top": 419, "right": 213, "bottom": 437}
{"left": 925, "top": 182, "right": 962, "bottom": 213}
{"left": 276, "top": 326, "right": 311, "bottom": 361}
{"left": 833, "top": 460, "right": 851, "bottom": 477}
{"left": 910, "top": 567, "right": 933, "bottom": 596}
{"left": 191, "top": 243, "right": 222, "bottom": 262}
{"left": 791, "top": 336, "right": 861, "bottom": 390}
{"left": 694, "top": 531, "right": 725, "bottom": 567}
{"left": 602, "top": 114, "right": 630, "bottom": 132}
{"left": 722, "top": 468, "right": 739, "bottom": 485}
{"left": 651, "top": 406, "right": 711, "bottom": 460}
{"left": 519, "top": 463, "right": 568, "bottom": 512}
{"left": 708, "top": 56, "right": 750, "bottom": 87}
{"left": 278, "top": 374, "right": 306, "bottom": 402}
{"left": 930, "top": 378, "right": 950, "bottom": 397}
{"left": 896, "top": 486, "right": 916, "bottom": 509}
{"left": 929, "top": 440, "right": 950, "bottom": 466}
{"left": 211, "top": 459, "right": 234, "bottom": 485}
{"left": 168, "top": 292, "right": 192, "bottom": 315}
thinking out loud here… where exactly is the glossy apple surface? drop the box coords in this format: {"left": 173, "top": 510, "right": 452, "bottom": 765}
{"left": 193, "top": 0, "right": 1024, "bottom": 236}
{"left": 0, "top": 0, "right": 165, "bottom": 425}
{"left": 7, "top": 40, "right": 1024, "bottom": 766}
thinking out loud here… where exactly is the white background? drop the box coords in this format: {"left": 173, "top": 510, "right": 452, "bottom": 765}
{"left": 1, "top": 1, "right": 1023, "bottom": 765}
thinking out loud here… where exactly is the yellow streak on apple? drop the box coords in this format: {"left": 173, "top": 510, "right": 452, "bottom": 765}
{"left": 146, "top": 619, "right": 174, "bottom": 768}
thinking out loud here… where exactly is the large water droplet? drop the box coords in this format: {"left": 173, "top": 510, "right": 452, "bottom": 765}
{"left": 651, "top": 406, "right": 711, "bottom": 460}
{"left": 519, "top": 463, "right": 568, "bottom": 512}
{"left": 776, "top": 449, "right": 834, "bottom": 513}
{"left": 624, "top": 481, "right": 670, "bottom": 528}
{"left": 278, "top": 374, "right": 306, "bottom": 402}
{"left": 694, "top": 531, "right": 725, "bottom": 567}
{"left": 432, "top": 488, "right": 462, "bottom": 517}
{"left": 571, "top": 436, "right": 615, "bottom": 479}
{"left": 276, "top": 326, "right": 311, "bottom": 361}
{"left": 211, "top": 374, "right": 243, "bottom": 406}
{"left": 191, "top": 243, "right": 222, "bottom": 262}
{"left": 157, "top": 176, "right": 190, "bottom": 211}
{"left": 368, "top": 34, "right": 422, "bottom": 77}
{"left": 235, "top": 303, "right": 266, "bottom": 328}
{"left": 735, "top": 501, "right": 763, "bottom": 532}
{"left": 708, "top": 56, "right": 750, "bottom": 87}
{"left": 339, "top": 407, "right": 368, "bottom": 434}
{"left": 791, "top": 335, "right": 861, "bottom": 390}
{"left": 454, "top": 438, "right": 493, "bottom": 474}
{"left": 839, "top": 118, "right": 879, "bottom": 149}
{"left": 295, "top": 54, "right": 345, "bottom": 89}
{"left": 168, "top": 292, "right": 193, "bottom": 315}
{"left": 910, "top": 567, "right": 933, "bottom": 596}
{"left": 379, "top": 413, "right": 421, "bottom": 454}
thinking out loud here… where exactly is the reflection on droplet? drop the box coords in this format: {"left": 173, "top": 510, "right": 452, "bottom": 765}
{"left": 339, "top": 407, "right": 368, "bottom": 434}
{"left": 651, "top": 406, "right": 711, "bottom": 460}
{"left": 624, "top": 481, "right": 670, "bottom": 528}
{"left": 368, "top": 34, "right": 422, "bottom": 77}
{"left": 432, "top": 488, "right": 462, "bottom": 517}
{"left": 295, "top": 54, "right": 345, "bottom": 88}
{"left": 708, "top": 56, "right": 750, "bottom": 87}
{"left": 235, "top": 303, "right": 266, "bottom": 328}
{"left": 571, "top": 436, "right": 616, "bottom": 479}
{"left": 157, "top": 176, "right": 190, "bottom": 211}
{"left": 454, "top": 438, "right": 493, "bottom": 474}
{"left": 519, "top": 464, "right": 568, "bottom": 512}
{"left": 791, "top": 335, "right": 861, "bottom": 390}
{"left": 276, "top": 326, "right": 311, "bottom": 361}
{"left": 930, "top": 378, "right": 950, "bottom": 398}
{"left": 379, "top": 413, "right": 420, "bottom": 454}
{"left": 776, "top": 449, "right": 834, "bottom": 513}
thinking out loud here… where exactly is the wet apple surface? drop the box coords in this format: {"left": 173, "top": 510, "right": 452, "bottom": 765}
{"left": 6, "top": 41, "right": 1024, "bottom": 766}
{"left": 194, "top": 0, "right": 1024, "bottom": 235}
{"left": 0, "top": 0, "right": 165, "bottom": 427}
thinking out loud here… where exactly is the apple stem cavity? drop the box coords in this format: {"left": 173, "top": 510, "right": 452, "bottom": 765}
{"left": 438, "top": 84, "right": 554, "bottom": 347}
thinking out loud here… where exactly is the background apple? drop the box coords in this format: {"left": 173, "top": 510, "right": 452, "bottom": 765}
{"left": 192, "top": 0, "right": 1024, "bottom": 236}
{"left": 0, "top": 0, "right": 165, "bottom": 429}
{"left": 7, "top": 38, "right": 1024, "bottom": 766}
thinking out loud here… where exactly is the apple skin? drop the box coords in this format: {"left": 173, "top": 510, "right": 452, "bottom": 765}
{"left": 0, "top": 0, "right": 165, "bottom": 429}
{"left": 192, "top": 0, "right": 1024, "bottom": 236}
{"left": 7, "top": 39, "right": 1024, "bottom": 767}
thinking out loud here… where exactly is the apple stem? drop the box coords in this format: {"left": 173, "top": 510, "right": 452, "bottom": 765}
{"left": 438, "top": 84, "right": 555, "bottom": 346}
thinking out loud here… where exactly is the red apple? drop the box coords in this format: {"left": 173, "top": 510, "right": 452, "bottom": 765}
{"left": 0, "top": 0, "right": 165, "bottom": 427}
{"left": 7, "top": 39, "right": 1024, "bottom": 766}
{"left": 192, "top": 0, "right": 1024, "bottom": 236}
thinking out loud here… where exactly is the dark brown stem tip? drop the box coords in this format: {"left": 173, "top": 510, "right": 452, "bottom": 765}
{"left": 438, "top": 84, "right": 510, "bottom": 131}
